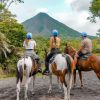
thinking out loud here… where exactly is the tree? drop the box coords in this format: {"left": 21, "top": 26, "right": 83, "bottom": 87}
{"left": 89, "top": 0, "right": 100, "bottom": 22}
{"left": 0, "top": 4, "right": 25, "bottom": 46}
{"left": 96, "top": 29, "right": 100, "bottom": 37}
{"left": 0, "top": 0, "right": 24, "bottom": 9}
{"left": 0, "top": 32, "right": 11, "bottom": 63}
{"left": 0, "top": 2, "right": 25, "bottom": 64}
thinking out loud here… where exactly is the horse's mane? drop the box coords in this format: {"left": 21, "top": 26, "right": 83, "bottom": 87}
{"left": 64, "top": 44, "right": 76, "bottom": 58}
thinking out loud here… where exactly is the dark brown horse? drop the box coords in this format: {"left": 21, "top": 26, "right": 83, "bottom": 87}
{"left": 64, "top": 44, "right": 100, "bottom": 87}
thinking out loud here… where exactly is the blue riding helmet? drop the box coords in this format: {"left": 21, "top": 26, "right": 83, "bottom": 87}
{"left": 81, "top": 32, "right": 87, "bottom": 37}
{"left": 26, "top": 33, "right": 32, "bottom": 39}
{"left": 52, "top": 29, "right": 58, "bottom": 36}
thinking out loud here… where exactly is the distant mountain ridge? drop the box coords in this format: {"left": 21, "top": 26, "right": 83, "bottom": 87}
{"left": 22, "top": 13, "right": 89, "bottom": 38}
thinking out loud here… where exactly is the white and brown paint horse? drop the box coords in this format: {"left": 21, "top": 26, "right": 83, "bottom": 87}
{"left": 16, "top": 56, "right": 38, "bottom": 100}
{"left": 44, "top": 50, "right": 75, "bottom": 100}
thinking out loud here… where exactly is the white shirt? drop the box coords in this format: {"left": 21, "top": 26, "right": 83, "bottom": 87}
{"left": 23, "top": 39, "right": 36, "bottom": 50}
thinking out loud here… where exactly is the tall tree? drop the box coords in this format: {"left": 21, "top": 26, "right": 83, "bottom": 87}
{"left": 0, "top": 1, "right": 25, "bottom": 63}
{"left": 89, "top": 0, "right": 100, "bottom": 22}
{"left": 0, "top": 32, "right": 10, "bottom": 58}
{"left": 0, "top": 4, "right": 25, "bottom": 46}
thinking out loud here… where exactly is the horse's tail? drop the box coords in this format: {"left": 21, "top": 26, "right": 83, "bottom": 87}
{"left": 16, "top": 59, "right": 25, "bottom": 84}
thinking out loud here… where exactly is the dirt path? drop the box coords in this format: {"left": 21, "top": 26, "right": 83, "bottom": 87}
{"left": 0, "top": 71, "right": 100, "bottom": 100}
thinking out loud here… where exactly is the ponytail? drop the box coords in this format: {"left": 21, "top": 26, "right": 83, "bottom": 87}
{"left": 54, "top": 35, "right": 57, "bottom": 45}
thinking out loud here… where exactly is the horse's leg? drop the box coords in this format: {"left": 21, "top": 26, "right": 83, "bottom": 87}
{"left": 63, "top": 83, "right": 68, "bottom": 100}
{"left": 67, "top": 72, "right": 73, "bottom": 100}
{"left": 24, "top": 77, "right": 31, "bottom": 100}
{"left": 31, "top": 75, "right": 35, "bottom": 94}
{"left": 59, "top": 74, "right": 68, "bottom": 100}
{"left": 78, "top": 70, "right": 83, "bottom": 87}
{"left": 48, "top": 74, "right": 52, "bottom": 93}
{"left": 57, "top": 76, "right": 63, "bottom": 90}
{"left": 73, "top": 69, "right": 76, "bottom": 87}
{"left": 95, "top": 72, "right": 100, "bottom": 79}
{"left": 16, "top": 80, "right": 21, "bottom": 100}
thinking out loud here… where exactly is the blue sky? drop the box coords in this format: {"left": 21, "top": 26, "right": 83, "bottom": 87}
{"left": 9, "top": 0, "right": 100, "bottom": 36}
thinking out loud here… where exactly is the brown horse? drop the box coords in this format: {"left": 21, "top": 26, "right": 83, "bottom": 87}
{"left": 64, "top": 44, "right": 100, "bottom": 87}
{"left": 44, "top": 49, "right": 75, "bottom": 100}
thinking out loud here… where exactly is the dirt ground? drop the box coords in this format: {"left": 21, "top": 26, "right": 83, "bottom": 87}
{"left": 0, "top": 71, "right": 100, "bottom": 100}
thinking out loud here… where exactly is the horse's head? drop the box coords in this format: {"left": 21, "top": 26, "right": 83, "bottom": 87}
{"left": 64, "top": 43, "right": 69, "bottom": 54}
{"left": 64, "top": 43, "right": 76, "bottom": 58}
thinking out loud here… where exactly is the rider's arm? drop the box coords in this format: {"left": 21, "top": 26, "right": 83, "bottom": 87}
{"left": 33, "top": 41, "right": 36, "bottom": 51}
{"left": 56, "top": 38, "right": 60, "bottom": 48}
{"left": 78, "top": 40, "right": 85, "bottom": 53}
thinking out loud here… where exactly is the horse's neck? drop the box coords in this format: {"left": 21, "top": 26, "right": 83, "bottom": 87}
{"left": 67, "top": 47, "right": 76, "bottom": 57}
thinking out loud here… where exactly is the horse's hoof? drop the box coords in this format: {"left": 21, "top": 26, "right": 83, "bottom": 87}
{"left": 48, "top": 90, "right": 52, "bottom": 94}
{"left": 24, "top": 97, "right": 28, "bottom": 100}
{"left": 81, "top": 85, "right": 83, "bottom": 89}
{"left": 31, "top": 91, "right": 35, "bottom": 95}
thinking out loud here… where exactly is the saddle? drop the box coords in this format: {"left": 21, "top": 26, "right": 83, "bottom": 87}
{"left": 49, "top": 54, "right": 57, "bottom": 63}
{"left": 79, "top": 52, "right": 92, "bottom": 60}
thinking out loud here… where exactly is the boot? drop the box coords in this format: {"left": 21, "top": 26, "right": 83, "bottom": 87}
{"left": 36, "top": 59, "right": 42, "bottom": 73}
{"left": 42, "top": 61, "right": 49, "bottom": 75}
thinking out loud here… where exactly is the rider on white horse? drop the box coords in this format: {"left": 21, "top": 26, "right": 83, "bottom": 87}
{"left": 43, "top": 29, "right": 61, "bottom": 75}
{"left": 23, "top": 32, "right": 42, "bottom": 73}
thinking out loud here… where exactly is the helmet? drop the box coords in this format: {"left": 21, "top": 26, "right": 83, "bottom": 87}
{"left": 52, "top": 29, "right": 58, "bottom": 36}
{"left": 81, "top": 32, "right": 87, "bottom": 37}
{"left": 26, "top": 33, "right": 32, "bottom": 39}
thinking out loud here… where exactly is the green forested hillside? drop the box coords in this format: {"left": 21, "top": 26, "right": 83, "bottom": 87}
{"left": 22, "top": 12, "right": 81, "bottom": 38}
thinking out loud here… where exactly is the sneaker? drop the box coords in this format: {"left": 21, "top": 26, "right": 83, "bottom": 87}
{"left": 38, "top": 68, "right": 42, "bottom": 73}
{"left": 42, "top": 70, "right": 49, "bottom": 75}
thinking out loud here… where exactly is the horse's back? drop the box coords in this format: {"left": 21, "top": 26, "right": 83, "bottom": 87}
{"left": 54, "top": 54, "right": 68, "bottom": 70}
{"left": 17, "top": 57, "right": 32, "bottom": 70}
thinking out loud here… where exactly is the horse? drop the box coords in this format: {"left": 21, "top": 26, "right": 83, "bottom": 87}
{"left": 64, "top": 44, "right": 100, "bottom": 87}
{"left": 16, "top": 56, "right": 38, "bottom": 100}
{"left": 44, "top": 49, "right": 75, "bottom": 100}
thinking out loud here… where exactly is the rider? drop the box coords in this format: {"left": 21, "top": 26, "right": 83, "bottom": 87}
{"left": 23, "top": 32, "right": 42, "bottom": 73}
{"left": 77, "top": 32, "right": 92, "bottom": 58}
{"left": 43, "top": 29, "right": 61, "bottom": 75}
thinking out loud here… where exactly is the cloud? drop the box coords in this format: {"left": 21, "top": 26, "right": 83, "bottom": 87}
{"left": 71, "top": 0, "right": 92, "bottom": 11}
{"left": 62, "top": 0, "right": 100, "bottom": 36}
{"left": 9, "top": 4, "right": 48, "bottom": 22}
{"left": 64, "top": 0, "right": 76, "bottom": 5}
{"left": 9, "top": 0, "right": 100, "bottom": 36}
{"left": 53, "top": 10, "right": 99, "bottom": 36}
{"left": 35, "top": 8, "right": 48, "bottom": 13}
